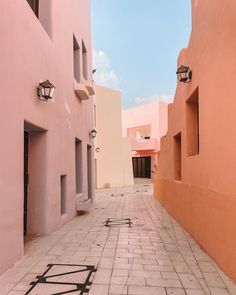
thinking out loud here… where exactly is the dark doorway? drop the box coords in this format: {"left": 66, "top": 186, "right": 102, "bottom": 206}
{"left": 24, "top": 131, "right": 29, "bottom": 235}
{"left": 132, "top": 157, "right": 151, "bottom": 178}
{"left": 24, "top": 121, "right": 47, "bottom": 238}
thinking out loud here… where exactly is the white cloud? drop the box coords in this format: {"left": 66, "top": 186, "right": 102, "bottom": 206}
{"left": 135, "top": 94, "right": 173, "bottom": 105}
{"left": 93, "top": 49, "right": 120, "bottom": 89}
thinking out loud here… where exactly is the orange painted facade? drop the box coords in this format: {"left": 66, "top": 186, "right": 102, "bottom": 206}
{"left": 154, "top": 0, "right": 236, "bottom": 281}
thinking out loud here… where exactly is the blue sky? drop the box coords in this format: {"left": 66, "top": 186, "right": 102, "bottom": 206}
{"left": 91, "top": 1, "right": 191, "bottom": 109}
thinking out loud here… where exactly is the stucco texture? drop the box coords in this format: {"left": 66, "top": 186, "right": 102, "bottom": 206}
{"left": 154, "top": 0, "right": 236, "bottom": 281}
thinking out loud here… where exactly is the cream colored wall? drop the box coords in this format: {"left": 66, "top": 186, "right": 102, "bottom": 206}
{"left": 122, "top": 138, "right": 134, "bottom": 185}
{"left": 94, "top": 86, "right": 134, "bottom": 188}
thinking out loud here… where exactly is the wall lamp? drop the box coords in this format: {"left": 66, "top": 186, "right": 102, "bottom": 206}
{"left": 37, "top": 80, "right": 55, "bottom": 101}
{"left": 95, "top": 147, "right": 100, "bottom": 153}
{"left": 90, "top": 129, "right": 97, "bottom": 138}
{"left": 176, "top": 65, "right": 192, "bottom": 83}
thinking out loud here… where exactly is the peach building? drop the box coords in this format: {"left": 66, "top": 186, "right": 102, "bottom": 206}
{"left": 154, "top": 0, "right": 236, "bottom": 281}
{"left": 0, "top": 1, "right": 94, "bottom": 275}
{"left": 94, "top": 85, "right": 134, "bottom": 188}
{"left": 122, "top": 101, "right": 168, "bottom": 179}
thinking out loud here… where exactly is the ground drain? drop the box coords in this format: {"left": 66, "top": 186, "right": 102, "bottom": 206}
{"left": 111, "top": 193, "right": 124, "bottom": 197}
{"left": 104, "top": 217, "right": 132, "bottom": 227}
{"left": 25, "top": 263, "right": 97, "bottom": 295}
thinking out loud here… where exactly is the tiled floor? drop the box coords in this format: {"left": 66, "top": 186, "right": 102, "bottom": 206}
{"left": 0, "top": 184, "right": 235, "bottom": 295}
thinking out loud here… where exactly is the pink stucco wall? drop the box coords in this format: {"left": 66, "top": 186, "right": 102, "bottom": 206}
{"left": 154, "top": 0, "right": 236, "bottom": 281}
{"left": 122, "top": 101, "right": 168, "bottom": 175}
{"left": 0, "top": 0, "right": 94, "bottom": 275}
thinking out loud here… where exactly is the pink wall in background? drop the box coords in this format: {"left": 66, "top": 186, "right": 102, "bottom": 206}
{"left": 122, "top": 101, "right": 168, "bottom": 177}
{"left": 154, "top": 0, "right": 236, "bottom": 281}
{"left": 0, "top": 0, "right": 94, "bottom": 275}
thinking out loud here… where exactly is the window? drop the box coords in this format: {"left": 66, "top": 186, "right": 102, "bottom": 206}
{"left": 60, "top": 175, "right": 67, "bottom": 215}
{"left": 26, "top": 0, "right": 52, "bottom": 38}
{"left": 73, "top": 35, "right": 81, "bottom": 82}
{"left": 127, "top": 125, "right": 151, "bottom": 140}
{"left": 174, "top": 133, "right": 181, "bottom": 181}
{"left": 82, "top": 41, "right": 88, "bottom": 80}
{"left": 75, "top": 139, "right": 82, "bottom": 194}
{"left": 93, "top": 104, "right": 97, "bottom": 128}
{"left": 186, "top": 87, "right": 199, "bottom": 156}
{"left": 27, "top": 0, "right": 39, "bottom": 17}
{"left": 87, "top": 145, "right": 92, "bottom": 200}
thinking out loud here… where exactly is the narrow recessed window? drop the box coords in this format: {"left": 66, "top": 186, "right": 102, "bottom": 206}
{"left": 60, "top": 175, "right": 66, "bottom": 215}
{"left": 27, "top": 0, "right": 39, "bottom": 17}
{"left": 75, "top": 139, "right": 82, "bottom": 194}
{"left": 174, "top": 133, "right": 181, "bottom": 181}
{"left": 82, "top": 41, "right": 88, "bottom": 80}
{"left": 186, "top": 87, "right": 199, "bottom": 156}
{"left": 87, "top": 145, "right": 92, "bottom": 199}
{"left": 73, "top": 36, "right": 81, "bottom": 82}
{"left": 26, "top": 0, "right": 52, "bottom": 38}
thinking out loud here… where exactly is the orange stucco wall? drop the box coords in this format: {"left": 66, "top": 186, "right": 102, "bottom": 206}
{"left": 154, "top": 0, "right": 236, "bottom": 281}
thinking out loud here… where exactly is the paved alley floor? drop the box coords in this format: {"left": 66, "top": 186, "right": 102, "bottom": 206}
{"left": 0, "top": 184, "right": 236, "bottom": 295}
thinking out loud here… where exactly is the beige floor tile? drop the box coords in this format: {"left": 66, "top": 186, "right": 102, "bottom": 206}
{"left": 88, "top": 284, "right": 109, "bottom": 295}
{"left": 128, "top": 285, "right": 166, "bottom": 295}
{"left": 0, "top": 185, "right": 234, "bottom": 295}
{"left": 166, "top": 288, "right": 186, "bottom": 295}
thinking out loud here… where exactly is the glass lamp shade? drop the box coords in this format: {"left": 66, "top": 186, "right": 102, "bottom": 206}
{"left": 176, "top": 65, "right": 192, "bottom": 83}
{"left": 90, "top": 129, "right": 97, "bottom": 138}
{"left": 37, "top": 80, "right": 55, "bottom": 101}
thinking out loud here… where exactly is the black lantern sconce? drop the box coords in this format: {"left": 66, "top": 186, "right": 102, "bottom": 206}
{"left": 90, "top": 129, "right": 97, "bottom": 139}
{"left": 176, "top": 65, "right": 192, "bottom": 83}
{"left": 37, "top": 80, "right": 55, "bottom": 101}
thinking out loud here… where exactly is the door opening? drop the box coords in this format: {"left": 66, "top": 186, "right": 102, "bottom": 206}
{"left": 87, "top": 145, "right": 92, "bottom": 200}
{"left": 132, "top": 156, "right": 151, "bottom": 178}
{"left": 24, "top": 121, "right": 47, "bottom": 240}
{"left": 24, "top": 131, "right": 29, "bottom": 236}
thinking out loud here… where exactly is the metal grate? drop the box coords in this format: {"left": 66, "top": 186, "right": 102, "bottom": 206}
{"left": 111, "top": 193, "right": 124, "bottom": 197}
{"left": 104, "top": 217, "right": 132, "bottom": 227}
{"left": 25, "top": 263, "right": 97, "bottom": 295}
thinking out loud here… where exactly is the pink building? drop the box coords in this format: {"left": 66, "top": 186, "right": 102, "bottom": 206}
{"left": 154, "top": 0, "right": 236, "bottom": 281}
{"left": 122, "top": 101, "right": 168, "bottom": 179}
{"left": 0, "top": 1, "right": 94, "bottom": 275}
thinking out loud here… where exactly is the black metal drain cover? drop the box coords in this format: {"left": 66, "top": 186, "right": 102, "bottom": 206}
{"left": 25, "top": 263, "right": 97, "bottom": 295}
{"left": 104, "top": 217, "right": 132, "bottom": 227}
{"left": 111, "top": 193, "right": 124, "bottom": 197}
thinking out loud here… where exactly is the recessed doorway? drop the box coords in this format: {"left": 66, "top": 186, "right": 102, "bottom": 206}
{"left": 24, "top": 121, "right": 47, "bottom": 238}
{"left": 132, "top": 156, "right": 151, "bottom": 179}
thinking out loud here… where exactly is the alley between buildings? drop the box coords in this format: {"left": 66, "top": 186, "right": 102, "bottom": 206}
{"left": 0, "top": 185, "right": 235, "bottom": 295}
